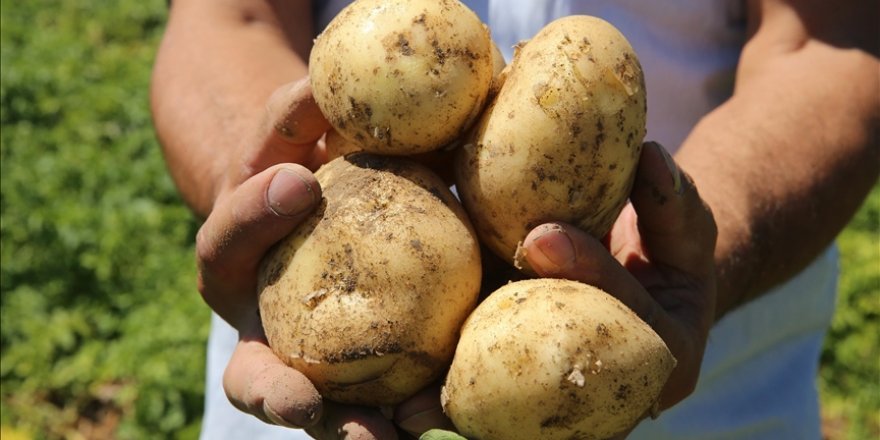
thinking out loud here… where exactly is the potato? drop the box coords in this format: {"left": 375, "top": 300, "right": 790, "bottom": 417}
{"left": 322, "top": 39, "right": 508, "bottom": 163}
{"left": 257, "top": 154, "right": 482, "bottom": 406}
{"left": 310, "top": 0, "right": 494, "bottom": 155}
{"left": 442, "top": 279, "right": 675, "bottom": 440}
{"left": 454, "top": 16, "right": 647, "bottom": 269}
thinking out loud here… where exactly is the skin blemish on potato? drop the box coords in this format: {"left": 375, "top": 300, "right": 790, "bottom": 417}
{"left": 540, "top": 415, "right": 566, "bottom": 428}
{"left": 616, "top": 109, "right": 627, "bottom": 131}
{"left": 595, "top": 118, "right": 606, "bottom": 145}
{"left": 348, "top": 96, "right": 373, "bottom": 120}
{"left": 567, "top": 184, "right": 585, "bottom": 205}
{"left": 566, "top": 365, "right": 586, "bottom": 387}
{"left": 612, "top": 52, "right": 641, "bottom": 97}
{"left": 432, "top": 39, "right": 447, "bottom": 65}
{"left": 397, "top": 33, "right": 414, "bottom": 56}
{"left": 302, "top": 288, "right": 329, "bottom": 309}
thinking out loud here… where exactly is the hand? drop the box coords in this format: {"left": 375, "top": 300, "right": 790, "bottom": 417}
{"left": 522, "top": 141, "right": 718, "bottom": 411}
{"left": 390, "top": 142, "right": 717, "bottom": 438}
{"left": 195, "top": 78, "right": 400, "bottom": 438}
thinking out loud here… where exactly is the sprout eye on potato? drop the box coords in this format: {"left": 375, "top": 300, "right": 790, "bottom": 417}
{"left": 257, "top": 154, "right": 482, "bottom": 406}
{"left": 442, "top": 279, "right": 675, "bottom": 440}
{"left": 454, "top": 15, "right": 647, "bottom": 271}
{"left": 310, "top": 0, "right": 494, "bottom": 155}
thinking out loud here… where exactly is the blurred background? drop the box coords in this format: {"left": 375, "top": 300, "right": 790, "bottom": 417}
{"left": 0, "top": 1, "right": 877, "bottom": 439}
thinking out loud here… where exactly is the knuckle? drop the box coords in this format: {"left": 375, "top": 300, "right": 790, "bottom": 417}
{"left": 196, "top": 272, "right": 218, "bottom": 309}
{"left": 195, "top": 225, "right": 217, "bottom": 267}
{"left": 195, "top": 224, "right": 236, "bottom": 281}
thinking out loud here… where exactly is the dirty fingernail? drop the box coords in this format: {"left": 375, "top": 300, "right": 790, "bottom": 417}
{"left": 650, "top": 141, "right": 682, "bottom": 195}
{"left": 267, "top": 168, "right": 317, "bottom": 217}
{"left": 526, "top": 224, "right": 576, "bottom": 272}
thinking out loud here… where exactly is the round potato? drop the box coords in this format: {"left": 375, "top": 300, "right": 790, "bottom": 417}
{"left": 442, "top": 279, "right": 675, "bottom": 440}
{"left": 310, "top": 0, "right": 493, "bottom": 155}
{"left": 454, "top": 16, "right": 647, "bottom": 269}
{"left": 258, "top": 154, "right": 482, "bottom": 406}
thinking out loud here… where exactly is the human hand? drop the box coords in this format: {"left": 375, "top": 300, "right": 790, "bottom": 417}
{"left": 522, "top": 141, "right": 718, "bottom": 411}
{"left": 195, "top": 78, "right": 400, "bottom": 438}
{"left": 391, "top": 141, "right": 717, "bottom": 438}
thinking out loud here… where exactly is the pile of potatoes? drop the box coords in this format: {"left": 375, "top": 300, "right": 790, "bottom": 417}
{"left": 258, "top": 0, "right": 674, "bottom": 438}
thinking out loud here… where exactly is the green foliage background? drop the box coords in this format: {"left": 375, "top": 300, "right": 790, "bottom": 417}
{"left": 1, "top": 1, "right": 207, "bottom": 438}
{"left": 0, "top": 1, "right": 877, "bottom": 439}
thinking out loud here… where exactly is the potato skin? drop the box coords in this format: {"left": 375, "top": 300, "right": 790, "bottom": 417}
{"left": 310, "top": 0, "right": 493, "bottom": 155}
{"left": 258, "top": 154, "right": 482, "bottom": 406}
{"left": 442, "top": 279, "right": 675, "bottom": 440}
{"left": 454, "top": 16, "right": 647, "bottom": 268}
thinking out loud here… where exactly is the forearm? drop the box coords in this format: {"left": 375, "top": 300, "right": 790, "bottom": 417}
{"left": 677, "top": 18, "right": 879, "bottom": 318}
{"left": 151, "top": 0, "right": 313, "bottom": 217}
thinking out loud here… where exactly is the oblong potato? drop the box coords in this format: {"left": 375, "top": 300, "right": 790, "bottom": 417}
{"left": 454, "top": 16, "right": 647, "bottom": 269}
{"left": 442, "top": 279, "right": 675, "bottom": 440}
{"left": 258, "top": 154, "right": 482, "bottom": 406}
{"left": 310, "top": 0, "right": 493, "bottom": 155}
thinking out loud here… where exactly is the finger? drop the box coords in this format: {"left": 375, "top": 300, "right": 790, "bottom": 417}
{"left": 522, "top": 222, "right": 666, "bottom": 331}
{"left": 306, "top": 402, "right": 399, "bottom": 440}
{"left": 630, "top": 141, "right": 717, "bottom": 277}
{"left": 523, "top": 222, "right": 706, "bottom": 408}
{"left": 223, "top": 331, "right": 323, "bottom": 429}
{"left": 236, "top": 78, "right": 332, "bottom": 181}
{"left": 629, "top": 141, "right": 717, "bottom": 336}
{"left": 394, "top": 384, "right": 455, "bottom": 437}
{"left": 265, "top": 77, "right": 331, "bottom": 146}
{"left": 522, "top": 223, "right": 701, "bottom": 408}
{"left": 196, "top": 163, "right": 321, "bottom": 326}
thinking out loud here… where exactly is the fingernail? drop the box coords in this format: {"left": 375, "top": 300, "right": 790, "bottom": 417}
{"left": 263, "top": 401, "right": 300, "bottom": 429}
{"left": 397, "top": 407, "right": 452, "bottom": 437}
{"left": 650, "top": 141, "right": 682, "bottom": 195}
{"left": 527, "top": 225, "right": 576, "bottom": 271}
{"left": 267, "top": 168, "right": 317, "bottom": 217}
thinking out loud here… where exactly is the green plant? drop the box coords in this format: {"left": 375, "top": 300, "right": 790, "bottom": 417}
{"left": 820, "top": 185, "right": 880, "bottom": 440}
{"left": 1, "top": 1, "right": 209, "bottom": 438}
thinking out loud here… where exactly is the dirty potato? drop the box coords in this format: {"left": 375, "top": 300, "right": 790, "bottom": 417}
{"left": 322, "top": 39, "right": 508, "bottom": 163}
{"left": 442, "top": 279, "right": 675, "bottom": 440}
{"left": 258, "top": 154, "right": 482, "bottom": 406}
{"left": 454, "top": 16, "right": 647, "bottom": 269}
{"left": 310, "top": 0, "right": 493, "bottom": 155}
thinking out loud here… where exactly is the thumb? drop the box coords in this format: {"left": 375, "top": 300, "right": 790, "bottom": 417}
{"left": 197, "top": 163, "right": 322, "bottom": 327}
{"left": 630, "top": 141, "right": 717, "bottom": 283}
